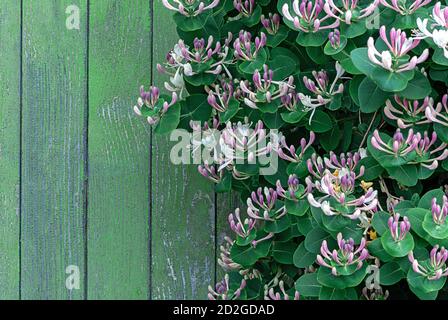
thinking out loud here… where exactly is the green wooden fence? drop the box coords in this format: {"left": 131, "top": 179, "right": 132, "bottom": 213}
{"left": 0, "top": 0, "right": 239, "bottom": 300}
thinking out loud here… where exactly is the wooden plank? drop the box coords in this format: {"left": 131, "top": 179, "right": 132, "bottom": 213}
{"left": 151, "top": 2, "right": 216, "bottom": 300}
{"left": 87, "top": 0, "right": 151, "bottom": 299}
{"left": 21, "top": 0, "right": 87, "bottom": 299}
{"left": 0, "top": 0, "right": 21, "bottom": 299}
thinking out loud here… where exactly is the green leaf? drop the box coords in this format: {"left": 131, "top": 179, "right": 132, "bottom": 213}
{"left": 419, "top": 188, "right": 445, "bottom": 209}
{"left": 406, "top": 208, "right": 430, "bottom": 239}
{"left": 318, "top": 286, "right": 358, "bottom": 300}
{"left": 434, "top": 122, "right": 448, "bottom": 144}
{"left": 368, "top": 238, "right": 394, "bottom": 262}
{"left": 219, "top": 99, "right": 240, "bottom": 123}
{"left": 400, "top": 71, "right": 432, "bottom": 100}
{"left": 295, "top": 273, "right": 321, "bottom": 297}
{"left": 154, "top": 103, "right": 181, "bottom": 135}
{"left": 272, "top": 241, "right": 296, "bottom": 264}
{"left": 422, "top": 212, "right": 448, "bottom": 239}
{"left": 230, "top": 239, "right": 272, "bottom": 268}
{"left": 268, "top": 54, "right": 297, "bottom": 81}
{"left": 381, "top": 231, "right": 415, "bottom": 258}
{"left": 306, "top": 110, "right": 333, "bottom": 133}
{"left": 181, "top": 94, "right": 213, "bottom": 123}
{"left": 293, "top": 242, "right": 316, "bottom": 268}
{"left": 358, "top": 77, "right": 389, "bottom": 113}
{"left": 380, "top": 262, "right": 405, "bottom": 286}
{"left": 407, "top": 267, "right": 447, "bottom": 293}
{"left": 317, "top": 264, "right": 367, "bottom": 289}
{"left": 371, "top": 211, "right": 391, "bottom": 236}
{"left": 281, "top": 110, "right": 307, "bottom": 124}
{"left": 358, "top": 157, "right": 384, "bottom": 181}
{"left": 304, "top": 227, "right": 333, "bottom": 254}
{"left": 296, "top": 31, "right": 327, "bottom": 47}
{"left": 285, "top": 199, "right": 309, "bottom": 217}
{"left": 264, "top": 214, "right": 291, "bottom": 234}
{"left": 386, "top": 164, "right": 419, "bottom": 187}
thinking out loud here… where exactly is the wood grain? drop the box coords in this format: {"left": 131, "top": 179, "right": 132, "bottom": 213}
{"left": 87, "top": 0, "right": 151, "bottom": 299}
{"left": 21, "top": 0, "right": 87, "bottom": 299}
{"left": 0, "top": 0, "right": 21, "bottom": 299}
{"left": 151, "top": 1, "right": 216, "bottom": 300}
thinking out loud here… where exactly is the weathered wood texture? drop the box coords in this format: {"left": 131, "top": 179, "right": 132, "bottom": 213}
{"left": 87, "top": 0, "right": 151, "bottom": 299}
{"left": 0, "top": 0, "right": 21, "bottom": 299}
{"left": 150, "top": 1, "right": 216, "bottom": 300}
{"left": 21, "top": 0, "right": 87, "bottom": 299}
{"left": 0, "top": 0, "right": 237, "bottom": 300}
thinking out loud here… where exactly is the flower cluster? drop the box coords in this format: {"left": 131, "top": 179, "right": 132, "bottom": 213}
{"left": 261, "top": 13, "right": 282, "bottom": 35}
{"left": 384, "top": 95, "right": 433, "bottom": 128}
{"left": 277, "top": 131, "right": 316, "bottom": 164}
{"left": 426, "top": 93, "right": 448, "bottom": 128}
{"left": 317, "top": 233, "right": 369, "bottom": 276}
{"left": 282, "top": 0, "right": 340, "bottom": 33}
{"left": 208, "top": 274, "right": 247, "bottom": 300}
{"left": 228, "top": 208, "right": 257, "bottom": 239}
{"left": 368, "top": 26, "right": 429, "bottom": 72}
{"left": 412, "top": 131, "right": 448, "bottom": 170}
{"left": 388, "top": 213, "right": 411, "bottom": 242}
{"left": 324, "top": 0, "right": 380, "bottom": 25}
{"left": 299, "top": 62, "right": 345, "bottom": 112}
{"left": 409, "top": 245, "right": 448, "bottom": 280}
{"left": 265, "top": 280, "right": 300, "bottom": 300}
{"left": 233, "top": 0, "right": 256, "bottom": 17}
{"left": 370, "top": 129, "right": 419, "bottom": 158}
{"left": 416, "top": 2, "right": 448, "bottom": 58}
{"left": 133, "top": 86, "right": 178, "bottom": 125}
{"left": 162, "top": 0, "right": 220, "bottom": 17}
{"left": 233, "top": 31, "right": 267, "bottom": 61}
{"left": 240, "top": 66, "right": 294, "bottom": 109}
{"left": 380, "top": 0, "right": 432, "bottom": 15}
{"left": 431, "top": 196, "right": 448, "bottom": 225}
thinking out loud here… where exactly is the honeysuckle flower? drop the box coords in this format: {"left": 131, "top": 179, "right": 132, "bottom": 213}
{"left": 328, "top": 29, "right": 341, "bottom": 48}
{"left": 299, "top": 62, "right": 345, "bottom": 122}
{"left": 324, "top": 0, "right": 380, "bottom": 25}
{"left": 233, "top": 0, "right": 256, "bottom": 17}
{"left": 282, "top": 0, "right": 340, "bottom": 33}
{"left": 162, "top": 0, "right": 220, "bottom": 17}
{"left": 208, "top": 274, "right": 246, "bottom": 300}
{"left": 239, "top": 66, "right": 295, "bottom": 109}
{"left": 388, "top": 213, "right": 411, "bottom": 241}
{"left": 302, "top": 63, "right": 345, "bottom": 98}
{"left": 370, "top": 129, "right": 419, "bottom": 157}
{"left": 431, "top": 196, "right": 448, "bottom": 225}
{"left": 317, "top": 233, "right": 369, "bottom": 276}
{"left": 134, "top": 86, "right": 178, "bottom": 125}
{"left": 307, "top": 171, "right": 378, "bottom": 219}
{"left": 279, "top": 90, "right": 303, "bottom": 112}
{"left": 206, "top": 79, "right": 236, "bottom": 113}
{"left": 276, "top": 174, "right": 310, "bottom": 200}
{"left": 198, "top": 161, "right": 223, "bottom": 183}
{"left": 411, "top": 131, "right": 448, "bottom": 170}
{"left": 307, "top": 151, "right": 365, "bottom": 180}
{"left": 247, "top": 187, "right": 284, "bottom": 222}
{"left": 217, "top": 120, "right": 273, "bottom": 177}
{"left": 426, "top": 93, "right": 448, "bottom": 127}
{"left": 218, "top": 236, "right": 243, "bottom": 271}
{"left": 233, "top": 30, "right": 267, "bottom": 61}
{"left": 251, "top": 232, "right": 275, "bottom": 247}
{"left": 265, "top": 281, "right": 300, "bottom": 300}
{"left": 362, "top": 286, "right": 390, "bottom": 300}
{"left": 384, "top": 95, "right": 433, "bottom": 128}
{"left": 228, "top": 208, "right": 257, "bottom": 239}
{"left": 276, "top": 131, "right": 316, "bottom": 164}
{"left": 367, "top": 26, "right": 429, "bottom": 72}
{"left": 261, "top": 13, "right": 282, "bottom": 35}
{"left": 380, "top": 0, "right": 432, "bottom": 15}
{"left": 408, "top": 245, "right": 448, "bottom": 280}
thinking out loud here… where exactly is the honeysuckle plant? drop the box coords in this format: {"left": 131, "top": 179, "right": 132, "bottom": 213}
{"left": 135, "top": 0, "right": 448, "bottom": 300}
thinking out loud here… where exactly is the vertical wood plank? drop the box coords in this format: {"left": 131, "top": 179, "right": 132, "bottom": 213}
{"left": 151, "top": 1, "right": 216, "bottom": 300}
{"left": 0, "top": 0, "right": 21, "bottom": 299}
{"left": 87, "top": 0, "right": 151, "bottom": 299}
{"left": 21, "top": 0, "right": 87, "bottom": 299}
